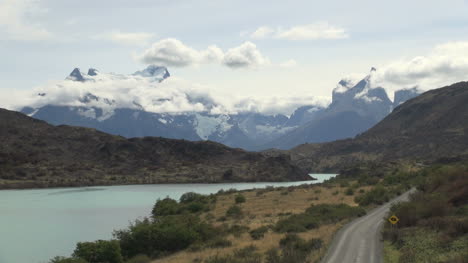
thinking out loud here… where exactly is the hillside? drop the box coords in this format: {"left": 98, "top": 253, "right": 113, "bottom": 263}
{"left": 0, "top": 109, "right": 308, "bottom": 189}
{"left": 289, "top": 82, "right": 468, "bottom": 172}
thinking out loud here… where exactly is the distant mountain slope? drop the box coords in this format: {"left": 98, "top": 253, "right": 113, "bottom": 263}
{"left": 0, "top": 109, "right": 308, "bottom": 189}
{"left": 288, "top": 82, "right": 468, "bottom": 172}
{"left": 261, "top": 68, "right": 420, "bottom": 150}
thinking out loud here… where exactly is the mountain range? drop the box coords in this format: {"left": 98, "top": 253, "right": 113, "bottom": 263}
{"left": 19, "top": 66, "right": 421, "bottom": 150}
{"left": 285, "top": 81, "right": 468, "bottom": 172}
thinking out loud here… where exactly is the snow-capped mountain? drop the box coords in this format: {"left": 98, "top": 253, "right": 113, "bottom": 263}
{"left": 21, "top": 66, "right": 320, "bottom": 149}
{"left": 19, "top": 66, "right": 421, "bottom": 150}
{"left": 261, "top": 68, "right": 422, "bottom": 149}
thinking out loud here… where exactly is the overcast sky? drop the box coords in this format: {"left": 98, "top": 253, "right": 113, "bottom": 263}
{"left": 1, "top": 0, "right": 468, "bottom": 104}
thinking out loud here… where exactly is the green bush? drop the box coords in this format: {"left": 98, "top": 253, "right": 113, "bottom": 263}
{"left": 249, "top": 226, "right": 269, "bottom": 240}
{"left": 73, "top": 240, "right": 123, "bottom": 263}
{"left": 226, "top": 205, "right": 243, "bottom": 218}
{"left": 152, "top": 192, "right": 215, "bottom": 217}
{"left": 275, "top": 204, "right": 365, "bottom": 233}
{"left": 345, "top": 188, "right": 354, "bottom": 196}
{"left": 235, "top": 194, "right": 246, "bottom": 204}
{"left": 275, "top": 214, "right": 319, "bottom": 233}
{"left": 114, "top": 215, "right": 217, "bottom": 258}
{"left": 152, "top": 197, "right": 180, "bottom": 217}
{"left": 355, "top": 186, "right": 390, "bottom": 206}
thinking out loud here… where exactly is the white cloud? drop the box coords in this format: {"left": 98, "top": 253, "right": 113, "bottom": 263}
{"left": 370, "top": 41, "right": 468, "bottom": 92}
{"left": 99, "top": 31, "right": 155, "bottom": 46}
{"left": 277, "top": 22, "right": 348, "bottom": 40}
{"left": 250, "top": 26, "right": 274, "bottom": 39}
{"left": 249, "top": 22, "right": 349, "bottom": 40}
{"left": 0, "top": 68, "right": 329, "bottom": 116}
{"left": 232, "top": 96, "right": 330, "bottom": 116}
{"left": 0, "top": 0, "right": 53, "bottom": 41}
{"left": 279, "top": 59, "right": 298, "bottom": 68}
{"left": 139, "top": 39, "right": 267, "bottom": 69}
{"left": 139, "top": 38, "right": 223, "bottom": 67}
{"left": 222, "top": 42, "right": 269, "bottom": 69}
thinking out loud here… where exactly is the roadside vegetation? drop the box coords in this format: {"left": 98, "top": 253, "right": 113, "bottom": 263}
{"left": 382, "top": 163, "right": 468, "bottom": 263}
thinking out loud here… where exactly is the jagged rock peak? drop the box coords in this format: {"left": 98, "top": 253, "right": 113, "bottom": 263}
{"left": 68, "top": 68, "right": 85, "bottom": 82}
{"left": 88, "top": 68, "right": 99, "bottom": 76}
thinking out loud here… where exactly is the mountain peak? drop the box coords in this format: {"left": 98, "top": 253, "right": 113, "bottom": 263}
{"left": 67, "top": 68, "right": 85, "bottom": 82}
{"left": 88, "top": 68, "right": 99, "bottom": 76}
{"left": 133, "top": 65, "right": 170, "bottom": 81}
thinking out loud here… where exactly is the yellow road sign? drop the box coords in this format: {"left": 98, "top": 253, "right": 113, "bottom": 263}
{"left": 388, "top": 215, "right": 399, "bottom": 225}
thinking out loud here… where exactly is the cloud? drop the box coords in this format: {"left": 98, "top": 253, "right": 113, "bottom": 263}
{"left": 0, "top": 0, "right": 53, "bottom": 41}
{"left": 98, "top": 31, "right": 156, "bottom": 46}
{"left": 139, "top": 39, "right": 267, "bottom": 69}
{"left": 232, "top": 95, "right": 330, "bottom": 116}
{"left": 250, "top": 26, "right": 274, "bottom": 39}
{"left": 249, "top": 22, "right": 349, "bottom": 40}
{"left": 222, "top": 42, "right": 269, "bottom": 69}
{"left": 370, "top": 41, "right": 468, "bottom": 92}
{"left": 0, "top": 68, "right": 329, "bottom": 116}
{"left": 139, "top": 38, "right": 223, "bottom": 67}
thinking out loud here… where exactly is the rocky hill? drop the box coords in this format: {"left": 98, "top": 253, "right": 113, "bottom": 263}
{"left": 288, "top": 82, "right": 468, "bottom": 172}
{"left": 0, "top": 109, "right": 308, "bottom": 189}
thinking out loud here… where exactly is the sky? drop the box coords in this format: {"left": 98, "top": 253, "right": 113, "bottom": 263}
{"left": 1, "top": 0, "right": 468, "bottom": 114}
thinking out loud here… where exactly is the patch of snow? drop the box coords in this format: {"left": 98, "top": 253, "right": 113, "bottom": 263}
{"left": 77, "top": 108, "right": 96, "bottom": 119}
{"left": 27, "top": 109, "right": 39, "bottom": 117}
{"left": 194, "top": 114, "right": 232, "bottom": 140}
{"left": 158, "top": 118, "right": 167, "bottom": 124}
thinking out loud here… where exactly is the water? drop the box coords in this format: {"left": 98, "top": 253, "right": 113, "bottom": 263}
{"left": 0, "top": 174, "right": 335, "bottom": 263}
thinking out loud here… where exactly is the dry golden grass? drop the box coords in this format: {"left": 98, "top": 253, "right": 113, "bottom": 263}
{"left": 152, "top": 182, "right": 370, "bottom": 263}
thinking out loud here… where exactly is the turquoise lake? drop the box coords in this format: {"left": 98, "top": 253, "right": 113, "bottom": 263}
{"left": 0, "top": 174, "right": 335, "bottom": 263}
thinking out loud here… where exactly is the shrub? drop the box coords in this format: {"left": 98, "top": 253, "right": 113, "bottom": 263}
{"left": 249, "top": 226, "right": 269, "bottom": 240}
{"left": 355, "top": 186, "right": 390, "bottom": 206}
{"left": 114, "top": 215, "right": 216, "bottom": 258}
{"left": 226, "top": 205, "right": 243, "bottom": 218}
{"left": 152, "top": 197, "right": 180, "bottom": 217}
{"left": 275, "top": 214, "right": 318, "bottom": 233}
{"left": 228, "top": 224, "right": 250, "bottom": 237}
{"left": 73, "top": 240, "right": 123, "bottom": 263}
{"left": 275, "top": 204, "right": 365, "bottom": 233}
{"left": 276, "top": 234, "right": 323, "bottom": 263}
{"left": 235, "top": 194, "right": 246, "bottom": 204}
{"left": 345, "top": 188, "right": 354, "bottom": 196}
